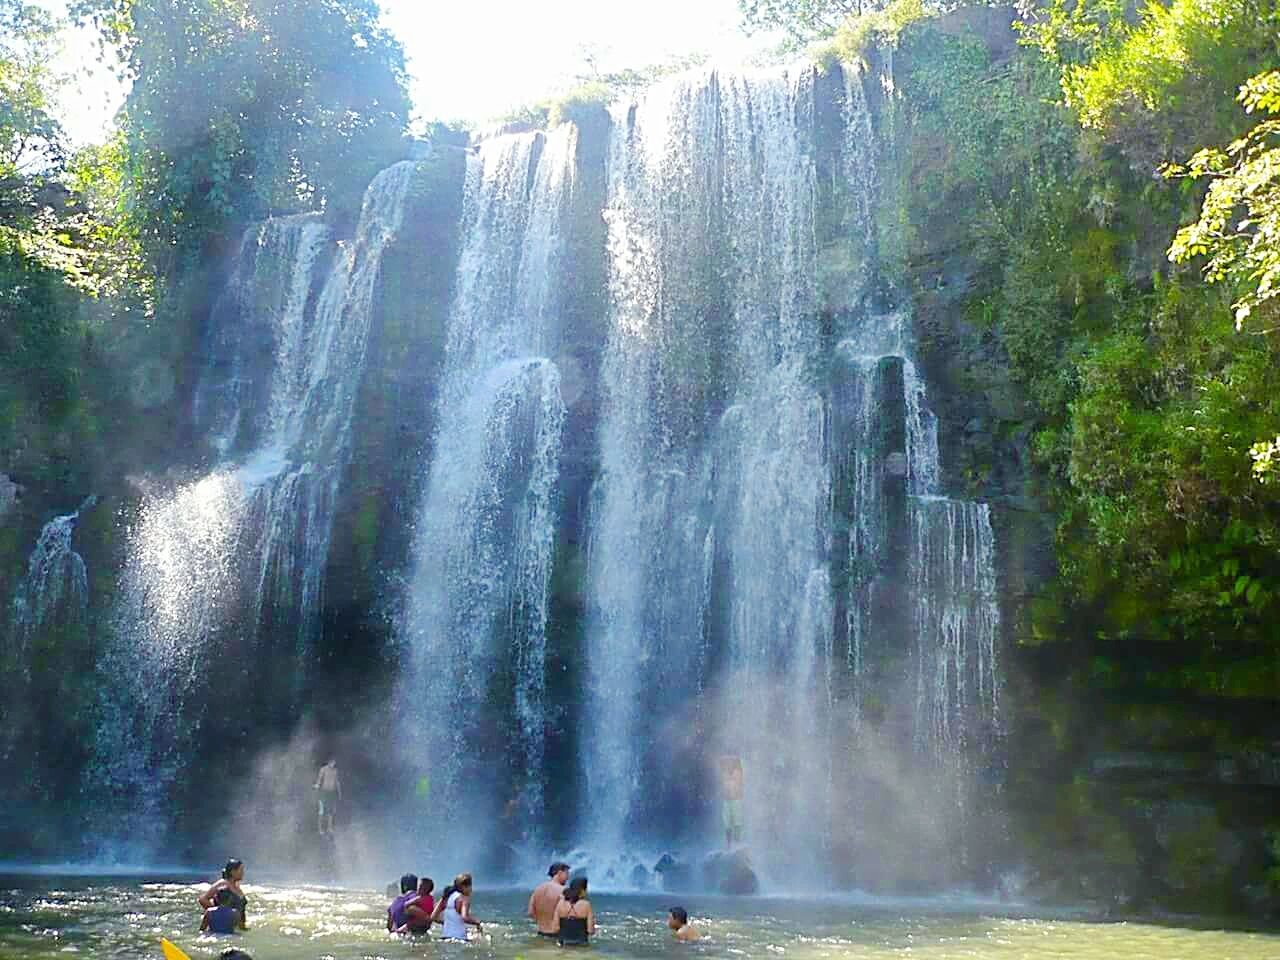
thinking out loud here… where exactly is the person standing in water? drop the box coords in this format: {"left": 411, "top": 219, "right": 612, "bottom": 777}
{"left": 197, "top": 859, "right": 248, "bottom": 930}
{"left": 386, "top": 873, "right": 418, "bottom": 932}
{"left": 431, "top": 873, "right": 483, "bottom": 941}
{"left": 553, "top": 876, "right": 595, "bottom": 946}
{"left": 313, "top": 757, "right": 341, "bottom": 837}
{"left": 527, "top": 861, "right": 569, "bottom": 937}
{"left": 720, "top": 755, "right": 744, "bottom": 848}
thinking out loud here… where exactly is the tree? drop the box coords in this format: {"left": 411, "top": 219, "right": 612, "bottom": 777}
{"left": 1167, "top": 71, "right": 1280, "bottom": 332}
{"left": 73, "top": 0, "right": 412, "bottom": 273}
{"left": 738, "top": 0, "right": 865, "bottom": 42}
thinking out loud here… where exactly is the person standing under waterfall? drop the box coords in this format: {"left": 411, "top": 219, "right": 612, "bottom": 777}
{"left": 720, "top": 756, "right": 745, "bottom": 849}
{"left": 313, "top": 757, "right": 341, "bottom": 837}
{"left": 528, "top": 861, "right": 570, "bottom": 936}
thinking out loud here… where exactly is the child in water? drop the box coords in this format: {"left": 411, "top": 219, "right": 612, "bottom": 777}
{"left": 201, "top": 888, "right": 240, "bottom": 934}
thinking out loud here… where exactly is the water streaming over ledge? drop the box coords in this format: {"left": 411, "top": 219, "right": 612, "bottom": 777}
{"left": 87, "top": 163, "right": 417, "bottom": 852}
{"left": 36, "top": 63, "right": 1007, "bottom": 885}
{"left": 398, "top": 127, "right": 573, "bottom": 848}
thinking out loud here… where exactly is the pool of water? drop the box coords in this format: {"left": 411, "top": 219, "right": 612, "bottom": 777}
{"left": 1, "top": 875, "right": 1276, "bottom": 960}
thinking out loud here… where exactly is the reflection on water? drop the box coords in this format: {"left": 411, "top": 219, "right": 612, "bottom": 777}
{"left": 0, "top": 877, "right": 1276, "bottom": 960}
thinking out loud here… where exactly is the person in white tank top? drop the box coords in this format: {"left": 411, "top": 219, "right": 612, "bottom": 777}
{"left": 432, "top": 873, "right": 482, "bottom": 941}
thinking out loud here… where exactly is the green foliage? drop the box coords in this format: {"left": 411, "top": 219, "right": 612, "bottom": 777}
{"left": 812, "top": 0, "right": 931, "bottom": 68}
{"left": 73, "top": 0, "right": 411, "bottom": 272}
{"left": 1021, "top": 0, "right": 1280, "bottom": 172}
{"left": 548, "top": 82, "right": 612, "bottom": 128}
{"left": 1166, "top": 71, "right": 1280, "bottom": 331}
{"left": 739, "top": 0, "right": 862, "bottom": 42}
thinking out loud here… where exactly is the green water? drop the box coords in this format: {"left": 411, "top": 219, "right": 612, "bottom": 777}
{"left": 1, "top": 876, "right": 1276, "bottom": 960}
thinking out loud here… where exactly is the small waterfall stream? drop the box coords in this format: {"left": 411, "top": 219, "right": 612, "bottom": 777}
{"left": 3, "top": 498, "right": 95, "bottom": 764}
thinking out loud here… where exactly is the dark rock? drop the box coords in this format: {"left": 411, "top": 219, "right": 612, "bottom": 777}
{"left": 932, "top": 6, "right": 1018, "bottom": 64}
{"left": 701, "top": 849, "right": 759, "bottom": 895}
{"left": 653, "top": 853, "right": 694, "bottom": 891}
{"left": 630, "top": 863, "right": 650, "bottom": 888}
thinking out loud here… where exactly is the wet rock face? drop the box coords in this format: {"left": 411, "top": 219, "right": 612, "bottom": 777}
{"left": 0, "top": 474, "right": 18, "bottom": 520}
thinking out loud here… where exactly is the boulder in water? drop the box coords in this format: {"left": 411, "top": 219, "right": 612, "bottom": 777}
{"left": 630, "top": 863, "right": 650, "bottom": 888}
{"left": 702, "top": 849, "right": 759, "bottom": 895}
{"left": 653, "top": 853, "right": 693, "bottom": 891}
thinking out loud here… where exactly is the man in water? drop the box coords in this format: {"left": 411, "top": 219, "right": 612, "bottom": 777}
{"left": 386, "top": 873, "right": 418, "bottom": 932}
{"left": 720, "top": 755, "right": 744, "bottom": 848}
{"left": 313, "top": 757, "right": 341, "bottom": 837}
{"left": 527, "top": 861, "right": 570, "bottom": 937}
{"left": 668, "top": 905, "right": 701, "bottom": 942}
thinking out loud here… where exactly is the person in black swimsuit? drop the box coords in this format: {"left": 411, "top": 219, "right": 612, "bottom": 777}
{"left": 197, "top": 859, "right": 249, "bottom": 930}
{"left": 553, "top": 876, "right": 595, "bottom": 946}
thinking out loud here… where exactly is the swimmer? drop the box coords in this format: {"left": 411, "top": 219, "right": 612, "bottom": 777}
{"left": 386, "top": 873, "right": 418, "bottom": 932}
{"left": 197, "top": 859, "right": 248, "bottom": 931}
{"left": 553, "top": 876, "right": 595, "bottom": 946}
{"left": 399, "top": 877, "right": 435, "bottom": 934}
{"left": 528, "top": 861, "right": 570, "bottom": 936}
{"left": 431, "top": 872, "right": 483, "bottom": 941}
{"left": 200, "top": 887, "right": 240, "bottom": 934}
{"left": 668, "top": 905, "right": 701, "bottom": 942}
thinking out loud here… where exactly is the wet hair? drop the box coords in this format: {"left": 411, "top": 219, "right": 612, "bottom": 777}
{"left": 563, "top": 876, "right": 588, "bottom": 903}
{"left": 219, "top": 950, "right": 253, "bottom": 960}
{"left": 215, "top": 887, "right": 235, "bottom": 907}
{"left": 670, "top": 906, "right": 688, "bottom": 925}
{"left": 453, "top": 872, "right": 473, "bottom": 892}
{"left": 548, "top": 861, "right": 570, "bottom": 878}
{"left": 418, "top": 876, "right": 434, "bottom": 894}
{"left": 222, "top": 859, "right": 243, "bottom": 880}
{"left": 400, "top": 873, "right": 418, "bottom": 894}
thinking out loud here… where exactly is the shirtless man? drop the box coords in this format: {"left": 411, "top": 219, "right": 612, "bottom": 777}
{"left": 527, "top": 861, "right": 569, "bottom": 937}
{"left": 668, "top": 905, "right": 701, "bottom": 942}
{"left": 313, "top": 758, "right": 341, "bottom": 837}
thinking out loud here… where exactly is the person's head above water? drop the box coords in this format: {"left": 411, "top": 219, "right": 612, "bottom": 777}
{"left": 453, "top": 872, "right": 473, "bottom": 894}
{"left": 222, "top": 859, "right": 244, "bottom": 882}
{"left": 548, "top": 862, "right": 570, "bottom": 883}
{"left": 399, "top": 873, "right": 418, "bottom": 895}
{"left": 563, "top": 876, "right": 588, "bottom": 902}
{"left": 417, "top": 877, "right": 434, "bottom": 896}
{"left": 669, "top": 906, "right": 689, "bottom": 928}
{"left": 219, "top": 949, "right": 253, "bottom": 960}
{"left": 215, "top": 887, "right": 235, "bottom": 908}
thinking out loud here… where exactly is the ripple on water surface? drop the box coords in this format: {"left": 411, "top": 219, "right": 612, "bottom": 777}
{"left": 1, "top": 878, "right": 1277, "bottom": 960}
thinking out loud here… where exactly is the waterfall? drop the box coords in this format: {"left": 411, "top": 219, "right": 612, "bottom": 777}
{"left": 398, "top": 127, "right": 573, "bottom": 853}
{"left": 585, "top": 65, "right": 840, "bottom": 874}
{"left": 88, "top": 163, "right": 416, "bottom": 851}
{"left": 3, "top": 498, "right": 95, "bottom": 763}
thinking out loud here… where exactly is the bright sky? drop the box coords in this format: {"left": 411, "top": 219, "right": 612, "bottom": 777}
{"left": 38, "top": 0, "right": 767, "bottom": 146}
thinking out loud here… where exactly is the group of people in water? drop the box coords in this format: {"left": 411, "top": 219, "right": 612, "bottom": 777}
{"left": 196, "top": 857, "right": 702, "bottom": 948}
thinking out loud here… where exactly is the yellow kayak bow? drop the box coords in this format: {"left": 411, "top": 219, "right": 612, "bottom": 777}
{"left": 160, "top": 938, "right": 192, "bottom": 960}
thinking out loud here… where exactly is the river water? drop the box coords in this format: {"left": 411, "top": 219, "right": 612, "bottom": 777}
{"left": 1, "top": 876, "right": 1275, "bottom": 960}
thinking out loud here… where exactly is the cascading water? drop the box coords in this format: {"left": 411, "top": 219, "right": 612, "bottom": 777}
{"left": 398, "top": 127, "right": 573, "bottom": 857}
{"left": 583, "top": 63, "right": 1001, "bottom": 887}
{"left": 3, "top": 497, "right": 95, "bottom": 763}
{"left": 88, "top": 163, "right": 416, "bottom": 852}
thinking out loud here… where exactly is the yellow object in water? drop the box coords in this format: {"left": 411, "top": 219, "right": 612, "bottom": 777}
{"left": 160, "top": 938, "right": 192, "bottom": 960}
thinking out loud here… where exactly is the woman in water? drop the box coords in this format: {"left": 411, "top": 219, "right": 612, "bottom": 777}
{"left": 553, "top": 876, "right": 595, "bottom": 946}
{"left": 430, "top": 872, "right": 482, "bottom": 941}
{"left": 197, "top": 859, "right": 248, "bottom": 930}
